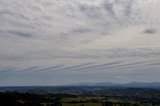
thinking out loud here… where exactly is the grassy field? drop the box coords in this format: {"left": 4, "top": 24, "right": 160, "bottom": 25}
{"left": 63, "top": 96, "right": 104, "bottom": 102}
{"left": 63, "top": 96, "right": 103, "bottom": 106}
{"left": 63, "top": 103, "right": 102, "bottom": 106}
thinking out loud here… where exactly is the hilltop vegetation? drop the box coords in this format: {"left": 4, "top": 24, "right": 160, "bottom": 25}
{"left": 0, "top": 86, "right": 160, "bottom": 106}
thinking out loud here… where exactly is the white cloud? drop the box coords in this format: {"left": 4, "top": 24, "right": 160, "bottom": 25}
{"left": 0, "top": 0, "right": 160, "bottom": 85}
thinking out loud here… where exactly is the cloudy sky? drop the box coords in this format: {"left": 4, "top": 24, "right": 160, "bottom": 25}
{"left": 0, "top": 0, "right": 160, "bottom": 86}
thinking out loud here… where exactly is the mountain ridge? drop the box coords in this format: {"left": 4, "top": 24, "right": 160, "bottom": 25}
{"left": 65, "top": 82, "right": 160, "bottom": 88}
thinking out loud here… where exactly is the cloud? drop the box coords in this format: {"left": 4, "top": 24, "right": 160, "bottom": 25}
{"left": 103, "top": 1, "right": 115, "bottom": 16}
{"left": 102, "top": 0, "right": 134, "bottom": 21}
{"left": 43, "top": 62, "right": 93, "bottom": 72}
{"left": 143, "top": 28, "right": 156, "bottom": 34}
{"left": 0, "top": 0, "right": 160, "bottom": 85}
{"left": 72, "top": 27, "right": 93, "bottom": 34}
{"left": 34, "top": 65, "right": 64, "bottom": 72}
{"left": 8, "top": 30, "right": 34, "bottom": 38}
{"left": 79, "top": 4, "right": 102, "bottom": 19}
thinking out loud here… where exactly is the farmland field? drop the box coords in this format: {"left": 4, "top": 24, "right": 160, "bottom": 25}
{"left": 63, "top": 103, "right": 102, "bottom": 106}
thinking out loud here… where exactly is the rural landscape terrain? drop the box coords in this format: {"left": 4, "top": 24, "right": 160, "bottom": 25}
{"left": 0, "top": 82, "right": 160, "bottom": 106}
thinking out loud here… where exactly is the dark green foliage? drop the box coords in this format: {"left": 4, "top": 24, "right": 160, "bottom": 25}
{"left": 0, "top": 92, "right": 61, "bottom": 106}
{"left": 0, "top": 87, "right": 160, "bottom": 106}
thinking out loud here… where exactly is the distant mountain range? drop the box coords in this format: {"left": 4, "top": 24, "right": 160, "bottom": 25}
{"left": 67, "top": 82, "right": 160, "bottom": 89}
{"left": 0, "top": 82, "right": 160, "bottom": 93}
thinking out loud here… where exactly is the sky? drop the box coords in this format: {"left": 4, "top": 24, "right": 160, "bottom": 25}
{"left": 0, "top": 0, "right": 160, "bottom": 86}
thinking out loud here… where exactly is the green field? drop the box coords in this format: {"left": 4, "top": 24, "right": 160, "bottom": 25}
{"left": 63, "top": 103, "right": 102, "bottom": 106}
{"left": 63, "top": 96, "right": 103, "bottom": 102}
{"left": 63, "top": 96, "right": 103, "bottom": 106}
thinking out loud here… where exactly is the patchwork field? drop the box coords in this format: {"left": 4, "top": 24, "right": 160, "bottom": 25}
{"left": 63, "top": 103, "right": 102, "bottom": 106}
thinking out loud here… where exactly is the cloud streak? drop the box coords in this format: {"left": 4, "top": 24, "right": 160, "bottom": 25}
{"left": 0, "top": 0, "right": 160, "bottom": 85}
